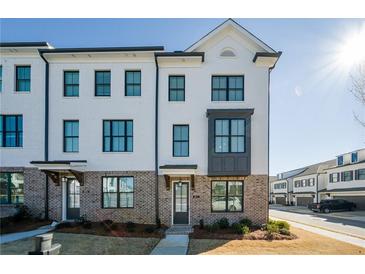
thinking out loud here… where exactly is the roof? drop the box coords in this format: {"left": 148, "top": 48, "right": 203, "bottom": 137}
{"left": 0, "top": 42, "right": 51, "bottom": 48}
{"left": 292, "top": 159, "right": 336, "bottom": 178}
{"left": 318, "top": 187, "right": 365, "bottom": 193}
{"left": 39, "top": 46, "right": 164, "bottom": 54}
{"left": 324, "top": 159, "right": 365, "bottom": 170}
{"left": 159, "top": 165, "right": 198, "bottom": 170}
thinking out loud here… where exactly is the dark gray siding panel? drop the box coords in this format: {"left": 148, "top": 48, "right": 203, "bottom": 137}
{"left": 207, "top": 109, "right": 254, "bottom": 176}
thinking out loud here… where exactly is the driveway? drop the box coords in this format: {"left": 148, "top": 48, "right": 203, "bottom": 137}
{"left": 269, "top": 205, "right": 365, "bottom": 240}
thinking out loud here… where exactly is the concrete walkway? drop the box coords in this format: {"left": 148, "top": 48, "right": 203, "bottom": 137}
{"left": 150, "top": 235, "right": 189, "bottom": 255}
{"left": 0, "top": 224, "right": 54, "bottom": 245}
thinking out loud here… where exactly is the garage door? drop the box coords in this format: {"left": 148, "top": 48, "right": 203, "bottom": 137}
{"left": 335, "top": 196, "right": 365, "bottom": 210}
{"left": 296, "top": 197, "right": 313, "bottom": 207}
{"left": 275, "top": 197, "right": 286, "bottom": 205}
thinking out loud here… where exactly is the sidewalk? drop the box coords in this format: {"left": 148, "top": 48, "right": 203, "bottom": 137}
{"left": 150, "top": 235, "right": 189, "bottom": 255}
{"left": 0, "top": 224, "right": 54, "bottom": 245}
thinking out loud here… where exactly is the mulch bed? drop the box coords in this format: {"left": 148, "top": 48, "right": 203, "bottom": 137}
{"left": 0, "top": 218, "right": 52, "bottom": 235}
{"left": 56, "top": 222, "right": 166, "bottom": 238}
{"left": 190, "top": 226, "right": 297, "bottom": 240}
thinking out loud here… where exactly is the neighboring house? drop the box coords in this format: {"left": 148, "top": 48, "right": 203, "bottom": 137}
{"left": 0, "top": 19, "right": 281, "bottom": 226}
{"left": 320, "top": 148, "right": 365, "bottom": 209}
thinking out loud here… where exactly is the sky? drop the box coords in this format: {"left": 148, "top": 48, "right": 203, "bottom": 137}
{"left": 1, "top": 18, "right": 364, "bottom": 175}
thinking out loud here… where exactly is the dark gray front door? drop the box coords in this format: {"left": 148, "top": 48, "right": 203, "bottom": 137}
{"left": 173, "top": 182, "right": 189, "bottom": 224}
{"left": 67, "top": 179, "right": 80, "bottom": 220}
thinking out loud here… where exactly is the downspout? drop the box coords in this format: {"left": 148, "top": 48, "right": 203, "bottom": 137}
{"left": 316, "top": 174, "right": 319, "bottom": 203}
{"left": 154, "top": 54, "right": 160, "bottom": 224}
{"left": 267, "top": 67, "right": 271, "bottom": 219}
{"left": 39, "top": 51, "right": 49, "bottom": 220}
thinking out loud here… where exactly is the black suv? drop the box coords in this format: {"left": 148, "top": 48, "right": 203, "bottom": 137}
{"left": 308, "top": 199, "right": 356, "bottom": 213}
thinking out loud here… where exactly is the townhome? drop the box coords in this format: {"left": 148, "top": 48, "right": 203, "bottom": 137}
{"left": 320, "top": 148, "right": 365, "bottom": 209}
{"left": 0, "top": 19, "right": 281, "bottom": 226}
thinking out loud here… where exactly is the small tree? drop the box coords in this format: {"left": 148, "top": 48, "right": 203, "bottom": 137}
{"left": 349, "top": 63, "right": 365, "bottom": 127}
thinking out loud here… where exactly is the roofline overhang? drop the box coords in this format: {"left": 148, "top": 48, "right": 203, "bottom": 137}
{"left": 38, "top": 46, "right": 164, "bottom": 55}
{"left": 253, "top": 51, "right": 282, "bottom": 69}
{"left": 0, "top": 42, "right": 52, "bottom": 48}
{"left": 155, "top": 52, "right": 204, "bottom": 62}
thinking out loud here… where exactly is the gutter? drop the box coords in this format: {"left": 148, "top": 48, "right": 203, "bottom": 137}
{"left": 154, "top": 54, "right": 160, "bottom": 225}
{"left": 38, "top": 50, "right": 50, "bottom": 220}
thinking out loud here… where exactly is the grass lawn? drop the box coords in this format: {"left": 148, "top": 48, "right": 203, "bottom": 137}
{"left": 0, "top": 233, "right": 160, "bottom": 255}
{"left": 188, "top": 227, "right": 365, "bottom": 255}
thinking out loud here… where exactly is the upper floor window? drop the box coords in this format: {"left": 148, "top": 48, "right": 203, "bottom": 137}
{"left": 211, "top": 181, "right": 243, "bottom": 212}
{"left": 329, "top": 172, "right": 339, "bottom": 183}
{"left": 173, "top": 125, "right": 189, "bottom": 157}
{"left": 169, "top": 76, "right": 185, "bottom": 101}
{"left": 64, "top": 120, "right": 79, "bottom": 152}
{"left": 341, "top": 171, "right": 353, "bottom": 182}
{"left": 125, "top": 71, "right": 141, "bottom": 96}
{"left": 351, "top": 152, "right": 358, "bottom": 163}
{"left": 215, "top": 119, "right": 245, "bottom": 153}
{"left": 64, "top": 71, "right": 79, "bottom": 97}
{"left": 274, "top": 182, "right": 286, "bottom": 189}
{"left": 102, "top": 177, "right": 134, "bottom": 208}
{"left": 337, "top": 155, "right": 344, "bottom": 166}
{"left": 355, "top": 169, "right": 365, "bottom": 180}
{"left": 309, "top": 178, "right": 315, "bottom": 186}
{"left": 16, "top": 66, "right": 31, "bottom": 92}
{"left": 294, "top": 180, "right": 300, "bottom": 187}
{"left": 0, "top": 173, "right": 24, "bottom": 204}
{"left": 95, "top": 71, "right": 111, "bottom": 96}
{"left": 0, "top": 115, "right": 23, "bottom": 147}
{"left": 212, "top": 76, "right": 244, "bottom": 101}
{"left": 0, "top": 65, "right": 2, "bottom": 92}
{"left": 103, "top": 120, "right": 133, "bottom": 152}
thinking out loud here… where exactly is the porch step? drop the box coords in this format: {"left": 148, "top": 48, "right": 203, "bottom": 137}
{"left": 165, "top": 225, "right": 193, "bottom": 235}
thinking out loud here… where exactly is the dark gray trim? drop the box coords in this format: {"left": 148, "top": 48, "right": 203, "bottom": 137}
{"left": 155, "top": 52, "right": 205, "bottom": 62}
{"left": 206, "top": 108, "right": 254, "bottom": 117}
{"left": 293, "top": 191, "right": 316, "bottom": 194}
{"left": 154, "top": 55, "right": 160, "bottom": 225}
{"left": 39, "top": 46, "right": 164, "bottom": 54}
{"left": 0, "top": 42, "right": 50, "bottom": 47}
{"left": 318, "top": 187, "right": 365, "bottom": 193}
{"left": 159, "top": 165, "right": 198, "bottom": 170}
{"left": 30, "top": 160, "right": 87, "bottom": 164}
{"left": 253, "top": 52, "right": 282, "bottom": 62}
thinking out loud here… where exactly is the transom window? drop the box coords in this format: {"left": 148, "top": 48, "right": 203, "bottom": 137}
{"left": 102, "top": 177, "right": 134, "bottom": 208}
{"left": 0, "top": 115, "right": 23, "bottom": 147}
{"left": 103, "top": 120, "right": 133, "bottom": 152}
{"left": 63, "top": 120, "right": 79, "bottom": 152}
{"left": 173, "top": 125, "right": 189, "bottom": 157}
{"left": 125, "top": 71, "right": 141, "bottom": 96}
{"left": 16, "top": 66, "right": 31, "bottom": 92}
{"left": 0, "top": 173, "right": 24, "bottom": 204}
{"left": 95, "top": 71, "right": 111, "bottom": 96}
{"left": 215, "top": 119, "right": 245, "bottom": 153}
{"left": 169, "top": 76, "right": 185, "bottom": 101}
{"left": 64, "top": 71, "right": 79, "bottom": 97}
{"left": 212, "top": 76, "right": 244, "bottom": 101}
{"left": 211, "top": 181, "right": 243, "bottom": 212}
{"left": 0, "top": 65, "right": 2, "bottom": 92}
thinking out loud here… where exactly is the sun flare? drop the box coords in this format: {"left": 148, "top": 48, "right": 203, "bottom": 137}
{"left": 337, "top": 25, "right": 365, "bottom": 68}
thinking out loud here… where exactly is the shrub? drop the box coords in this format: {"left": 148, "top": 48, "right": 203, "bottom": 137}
{"left": 231, "top": 223, "right": 242, "bottom": 234}
{"left": 110, "top": 223, "right": 118, "bottom": 230}
{"left": 279, "top": 228, "right": 290, "bottom": 236}
{"left": 239, "top": 218, "right": 253, "bottom": 228}
{"left": 199, "top": 219, "right": 204, "bottom": 229}
{"left": 217, "top": 217, "right": 229, "bottom": 229}
{"left": 82, "top": 221, "right": 92, "bottom": 229}
{"left": 144, "top": 226, "right": 155, "bottom": 233}
{"left": 266, "top": 223, "right": 279, "bottom": 234}
{"left": 206, "top": 223, "right": 219, "bottom": 233}
{"left": 56, "top": 222, "right": 72, "bottom": 229}
{"left": 103, "top": 219, "right": 113, "bottom": 225}
{"left": 126, "top": 221, "right": 136, "bottom": 232}
{"left": 275, "top": 220, "right": 290, "bottom": 230}
{"left": 241, "top": 225, "right": 250, "bottom": 235}
{"left": 13, "top": 205, "right": 31, "bottom": 222}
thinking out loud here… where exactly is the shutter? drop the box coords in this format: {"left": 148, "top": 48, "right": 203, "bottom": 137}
{"left": 330, "top": 174, "right": 333, "bottom": 183}
{"left": 355, "top": 170, "right": 359, "bottom": 180}
{"left": 350, "top": 170, "right": 354, "bottom": 180}
{"left": 341, "top": 172, "right": 344, "bottom": 181}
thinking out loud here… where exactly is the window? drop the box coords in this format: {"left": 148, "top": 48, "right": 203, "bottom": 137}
{"left": 0, "top": 173, "right": 24, "bottom": 204}
{"left": 64, "top": 120, "right": 79, "bottom": 152}
{"left": 329, "top": 173, "right": 339, "bottom": 183}
{"left": 102, "top": 177, "right": 134, "bottom": 208}
{"left": 309, "top": 178, "right": 315, "bottom": 186}
{"left": 212, "top": 76, "right": 244, "bottom": 101}
{"left": 337, "top": 156, "right": 344, "bottom": 166}
{"left": 64, "top": 71, "right": 79, "bottom": 97}
{"left": 0, "top": 115, "right": 23, "bottom": 147}
{"left": 125, "top": 71, "right": 141, "bottom": 96}
{"left": 341, "top": 171, "right": 353, "bottom": 182}
{"left": 351, "top": 152, "right": 358, "bottom": 163}
{"left": 294, "top": 180, "right": 300, "bottom": 187}
{"left": 274, "top": 182, "right": 286, "bottom": 189}
{"left": 16, "top": 66, "right": 31, "bottom": 92}
{"left": 95, "top": 71, "right": 111, "bottom": 96}
{"left": 169, "top": 76, "right": 185, "bottom": 101}
{"left": 103, "top": 120, "right": 133, "bottom": 152}
{"left": 173, "top": 125, "right": 189, "bottom": 157}
{"left": 0, "top": 65, "right": 2, "bottom": 92}
{"left": 355, "top": 169, "right": 365, "bottom": 180}
{"left": 215, "top": 119, "right": 245, "bottom": 153}
{"left": 211, "top": 181, "right": 243, "bottom": 212}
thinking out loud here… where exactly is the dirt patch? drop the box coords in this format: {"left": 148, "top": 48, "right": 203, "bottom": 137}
{"left": 188, "top": 227, "right": 365, "bottom": 255}
{"left": 0, "top": 219, "right": 52, "bottom": 235}
{"left": 56, "top": 222, "right": 165, "bottom": 238}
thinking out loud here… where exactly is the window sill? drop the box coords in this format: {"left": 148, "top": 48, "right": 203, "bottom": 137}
{"left": 102, "top": 151, "right": 133, "bottom": 154}
{"left": 14, "top": 91, "right": 31, "bottom": 94}
{"left": 62, "top": 96, "right": 80, "bottom": 99}
{"left": 0, "top": 147, "right": 23, "bottom": 149}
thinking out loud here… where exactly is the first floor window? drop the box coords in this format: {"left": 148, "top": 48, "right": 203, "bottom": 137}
{"left": 0, "top": 173, "right": 24, "bottom": 204}
{"left": 173, "top": 125, "right": 189, "bottom": 157}
{"left": 341, "top": 171, "right": 353, "bottom": 182}
{"left": 211, "top": 181, "right": 243, "bottom": 212}
{"left": 103, "top": 120, "right": 133, "bottom": 152}
{"left": 215, "top": 119, "right": 245, "bottom": 153}
{"left": 102, "top": 177, "right": 134, "bottom": 208}
{"left": 16, "top": 66, "right": 31, "bottom": 92}
{"left": 0, "top": 115, "right": 23, "bottom": 147}
{"left": 64, "top": 120, "right": 79, "bottom": 152}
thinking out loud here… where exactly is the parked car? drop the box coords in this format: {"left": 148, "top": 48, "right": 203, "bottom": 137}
{"left": 308, "top": 199, "right": 356, "bottom": 213}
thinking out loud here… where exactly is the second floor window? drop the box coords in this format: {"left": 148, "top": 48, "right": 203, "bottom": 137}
{"left": 95, "top": 71, "right": 111, "bottom": 96}
{"left": 341, "top": 171, "right": 353, "bottom": 181}
{"left": 355, "top": 169, "right": 365, "bottom": 180}
{"left": 103, "top": 120, "right": 133, "bottom": 152}
{"left": 0, "top": 66, "right": 2, "bottom": 92}
{"left": 16, "top": 66, "right": 31, "bottom": 92}
{"left": 212, "top": 76, "right": 244, "bottom": 101}
{"left": 329, "top": 173, "right": 339, "bottom": 183}
{"left": 169, "top": 76, "right": 185, "bottom": 101}
{"left": 125, "top": 71, "right": 141, "bottom": 96}
{"left": 173, "top": 125, "right": 189, "bottom": 157}
{"left": 215, "top": 119, "right": 245, "bottom": 153}
{"left": 64, "top": 71, "right": 79, "bottom": 97}
{"left": 64, "top": 120, "right": 79, "bottom": 152}
{"left": 0, "top": 115, "right": 23, "bottom": 147}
